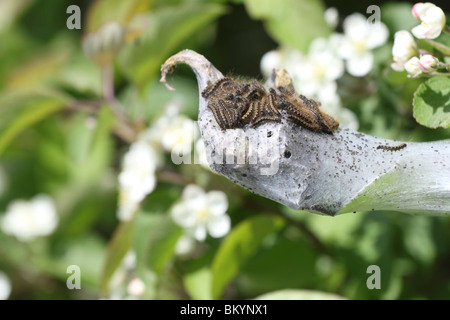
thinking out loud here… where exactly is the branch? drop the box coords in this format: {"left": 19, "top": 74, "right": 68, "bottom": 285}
{"left": 160, "top": 50, "right": 450, "bottom": 216}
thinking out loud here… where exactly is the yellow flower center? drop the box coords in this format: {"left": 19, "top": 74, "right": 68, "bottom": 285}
{"left": 313, "top": 64, "right": 326, "bottom": 80}
{"left": 353, "top": 39, "right": 367, "bottom": 54}
{"left": 195, "top": 207, "right": 210, "bottom": 222}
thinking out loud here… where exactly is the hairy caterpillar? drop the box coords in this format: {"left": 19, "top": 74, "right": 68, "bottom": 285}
{"left": 201, "top": 77, "right": 339, "bottom": 133}
{"left": 376, "top": 143, "right": 407, "bottom": 151}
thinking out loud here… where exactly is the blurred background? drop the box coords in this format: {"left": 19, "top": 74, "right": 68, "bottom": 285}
{"left": 0, "top": 0, "right": 449, "bottom": 300}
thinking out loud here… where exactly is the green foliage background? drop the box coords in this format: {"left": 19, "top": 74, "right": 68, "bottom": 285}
{"left": 0, "top": 0, "right": 449, "bottom": 300}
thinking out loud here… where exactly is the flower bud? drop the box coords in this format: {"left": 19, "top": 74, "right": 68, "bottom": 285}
{"left": 411, "top": 3, "right": 446, "bottom": 39}
{"left": 82, "top": 21, "right": 126, "bottom": 66}
{"left": 324, "top": 7, "right": 339, "bottom": 29}
{"left": 411, "top": 2, "right": 435, "bottom": 19}
{"left": 391, "top": 31, "right": 417, "bottom": 71}
{"left": 404, "top": 57, "right": 422, "bottom": 77}
{"left": 418, "top": 54, "right": 439, "bottom": 73}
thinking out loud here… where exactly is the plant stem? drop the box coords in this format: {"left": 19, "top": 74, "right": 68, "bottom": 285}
{"left": 425, "top": 39, "right": 450, "bottom": 56}
{"left": 431, "top": 72, "right": 450, "bottom": 76}
{"left": 101, "top": 64, "right": 138, "bottom": 142}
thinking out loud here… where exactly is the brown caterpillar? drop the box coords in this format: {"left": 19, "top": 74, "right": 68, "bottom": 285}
{"left": 201, "top": 77, "right": 339, "bottom": 133}
{"left": 376, "top": 143, "right": 407, "bottom": 151}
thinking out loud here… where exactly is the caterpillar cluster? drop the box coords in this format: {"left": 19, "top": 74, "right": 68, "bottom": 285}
{"left": 201, "top": 77, "right": 339, "bottom": 134}
{"left": 376, "top": 143, "right": 407, "bottom": 151}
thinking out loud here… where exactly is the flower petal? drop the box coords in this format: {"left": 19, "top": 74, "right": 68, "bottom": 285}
{"left": 412, "top": 24, "right": 442, "bottom": 39}
{"left": 0, "top": 271, "right": 11, "bottom": 300}
{"left": 191, "top": 224, "right": 207, "bottom": 241}
{"left": 175, "top": 234, "right": 196, "bottom": 255}
{"left": 207, "top": 191, "right": 228, "bottom": 216}
{"left": 345, "top": 53, "right": 373, "bottom": 77}
{"left": 207, "top": 214, "right": 231, "bottom": 238}
{"left": 366, "top": 22, "right": 389, "bottom": 49}
{"left": 171, "top": 203, "right": 196, "bottom": 228}
{"left": 260, "top": 50, "right": 282, "bottom": 77}
{"left": 182, "top": 184, "right": 205, "bottom": 201}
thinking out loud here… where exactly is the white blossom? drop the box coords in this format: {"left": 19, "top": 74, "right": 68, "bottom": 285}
{"left": 324, "top": 7, "right": 339, "bottom": 29}
{"left": 175, "top": 233, "right": 197, "bottom": 255}
{"left": 0, "top": 271, "right": 11, "bottom": 300}
{"left": 292, "top": 36, "right": 345, "bottom": 98}
{"left": 411, "top": 2, "right": 446, "bottom": 39}
{"left": 262, "top": 37, "right": 344, "bottom": 100}
{"left": 138, "top": 99, "right": 198, "bottom": 160}
{"left": 260, "top": 49, "right": 284, "bottom": 78}
{"left": 412, "top": 2, "right": 436, "bottom": 19}
{"left": 404, "top": 56, "right": 422, "bottom": 77}
{"left": 391, "top": 31, "right": 418, "bottom": 71}
{"left": 171, "top": 185, "right": 230, "bottom": 241}
{"left": 1, "top": 194, "right": 58, "bottom": 242}
{"left": 138, "top": 99, "right": 183, "bottom": 148}
{"left": 260, "top": 38, "right": 359, "bottom": 130}
{"left": 161, "top": 116, "right": 198, "bottom": 155}
{"left": 127, "top": 277, "right": 146, "bottom": 297}
{"left": 338, "top": 13, "right": 389, "bottom": 77}
{"left": 419, "top": 54, "right": 439, "bottom": 73}
{"left": 117, "top": 141, "right": 159, "bottom": 221}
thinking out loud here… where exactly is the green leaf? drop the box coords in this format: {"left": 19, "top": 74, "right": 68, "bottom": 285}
{"left": 303, "top": 211, "right": 364, "bottom": 247}
{"left": 37, "top": 234, "right": 106, "bottom": 288}
{"left": 0, "top": 90, "right": 69, "bottom": 156}
{"left": 118, "top": 2, "right": 227, "bottom": 85}
{"left": 413, "top": 76, "right": 450, "bottom": 129}
{"left": 146, "top": 214, "right": 183, "bottom": 274}
{"left": 253, "top": 289, "right": 346, "bottom": 300}
{"left": 243, "top": 0, "right": 330, "bottom": 52}
{"left": 380, "top": 2, "right": 417, "bottom": 34}
{"left": 86, "top": 0, "right": 153, "bottom": 32}
{"left": 133, "top": 213, "right": 161, "bottom": 271}
{"left": 403, "top": 216, "right": 436, "bottom": 265}
{"left": 81, "top": 106, "right": 115, "bottom": 182}
{"left": 237, "top": 236, "right": 318, "bottom": 297}
{"left": 211, "top": 214, "right": 285, "bottom": 299}
{"left": 100, "top": 218, "right": 135, "bottom": 295}
{"left": 183, "top": 250, "right": 214, "bottom": 300}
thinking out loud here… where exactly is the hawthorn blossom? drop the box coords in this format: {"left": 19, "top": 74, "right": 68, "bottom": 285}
{"left": 1, "top": 195, "right": 58, "bottom": 242}
{"left": 161, "top": 116, "right": 198, "bottom": 156}
{"left": 324, "top": 7, "right": 339, "bottom": 29}
{"left": 127, "top": 277, "right": 146, "bottom": 297}
{"left": 411, "top": 2, "right": 446, "bottom": 39}
{"left": 0, "top": 271, "right": 11, "bottom": 300}
{"left": 175, "top": 233, "right": 197, "bottom": 255}
{"left": 404, "top": 57, "right": 422, "bottom": 77}
{"left": 171, "top": 184, "right": 230, "bottom": 241}
{"left": 262, "top": 37, "right": 344, "bottom": 98}
{"left": 338, "top": 13, "right": 389, "bottom": 77}
{"left": 391, "top": 31, "right": 418, "bottom": 71}
{"left": 138, "top": 99, "right": 198, "bottom": 161}
{"left": 117, "top": 141, "right": 159, "bottom": 220}
{"left": 260, "top": 38, "right": 359, "bottom": 130}
{"left": 418, "top": 54, "right": 439, "bottom": 72}
{"left": 403, "top": 54, "right": 440, "bottom": 77}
